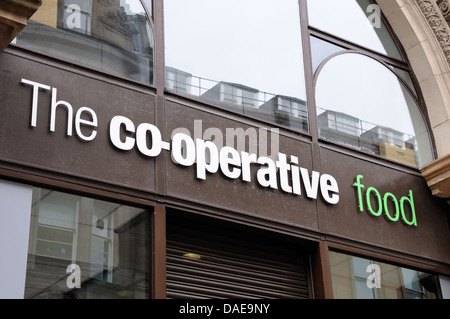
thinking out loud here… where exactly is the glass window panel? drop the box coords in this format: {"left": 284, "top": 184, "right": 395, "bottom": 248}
{"left": 143, "top": 0, "right": 153, "bottom": 17}
{"left": 353, "top": 256, "right": 371, "bottom": 278}
{"left": 307, "top": 0, "right": 403, "bottom": 60}
{"left": 355, "top": 278, "right": 376, "bottom": 299}
{"left": 310, "top": 36, "right": 345, "bottom": 74}
{"left": 329, "top": 251, "right": 441, "bottom": 299}
{"left": 15, "top": 0, "right": 154, "bottom": 85}
{"left": 402, "top": 268, "right": 423, "bottom": 291}
{"left": 25, "top": 187, "right": 151, "bottom": 299}
{"left": 392, "top": 67, "right": 418, "bottom": 96}
{"left": 164, "top": 0, "right": 308, "bottom": 133}
{"left": 315, "top": 53, "right": 433, "bottom": 167}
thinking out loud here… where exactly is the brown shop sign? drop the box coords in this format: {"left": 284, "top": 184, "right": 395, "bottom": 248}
{"left": 20, "top": 78, "right": 417, "bottom": 227}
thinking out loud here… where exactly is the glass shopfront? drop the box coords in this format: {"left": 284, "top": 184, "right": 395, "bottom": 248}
{"left": 0, "top": 181, "right": 152, "bottom": 299}
{"left": 26, "top": 188, "right": 151, "bottom": 299}
{"left": 0, "top": 177, "right": 448, "bottom": 299}
{"left": 2, "top": 0, "right": 450, "bottom": 300}
{"left": 330, "top": 251, "right": 441, "bottom": 299}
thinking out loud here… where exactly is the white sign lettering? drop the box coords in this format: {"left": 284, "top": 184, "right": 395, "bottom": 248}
{"left": 21, "top": 78, "right": 340, "bottom": 205}
{"left": 21, "top": 79, "right": 97, "bottom": 142}
{"left": 109, "top": 115, "right": 340, "bottom": 204}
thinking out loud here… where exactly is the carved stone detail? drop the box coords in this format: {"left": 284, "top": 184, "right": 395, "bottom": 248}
{"left": 414, "top": 1, "right": 450, "bottom": 201}
{"left": 415, "top": 0, "right": 450, "bottom": 65}
{"left": 437, "top": 0, "right": 450, "bottom": 22}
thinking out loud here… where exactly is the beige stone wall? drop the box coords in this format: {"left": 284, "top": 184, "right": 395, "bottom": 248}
{"left": 377, "top": 0, "right": 450, "bottom": 200}
{"left": 379, "top": 0, "right": 450, "bottom": 158}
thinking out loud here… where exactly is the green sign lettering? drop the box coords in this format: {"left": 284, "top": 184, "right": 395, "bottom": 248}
{"left": 383, "top": 192, "right": 399, "bottom": 222}
{"left": 353, "top": 175, "right": 417, "bottom": 227}
{"left": 366, "top": 187, "right": 382, "bottom": 217}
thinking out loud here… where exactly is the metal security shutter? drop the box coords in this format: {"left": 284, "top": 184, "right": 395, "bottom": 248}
{"left": 166, "top": 212, "right": 311, "bottom": 299}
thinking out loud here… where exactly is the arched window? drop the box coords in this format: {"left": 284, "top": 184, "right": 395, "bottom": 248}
{"left": 308, "top": 0, "right": 434, "bottom": 167}
{"left": 163, "top": 0, "right": 434, "bottom": 168}
{"left": 314, "top": 52, "right": 433, "bottom": 167}
{"left": 15, "top": 0, "right": 154, "bottom": 85}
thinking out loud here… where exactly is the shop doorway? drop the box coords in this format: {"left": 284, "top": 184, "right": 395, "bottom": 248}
{"left": 166, "top": 210, "right": 312, "bottom": 299}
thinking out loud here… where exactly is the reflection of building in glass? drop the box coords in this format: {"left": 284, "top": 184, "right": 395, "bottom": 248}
{"left": 165, "top": 67, "right": 309, "bottom": 132}
{"left": 318, "top": 110, "right": 360, "bottom": 136}
{"left": 16, "top": 0, "right": 153, "bottom": 84}
{"left": 318, "top": 110, "right": 370, "bottom": 152}
{"left": 330, "top": 251, "right": 439, "bottom": 299}
{"left": 165, "top": 67, "right": 192, "bottom": 94}
{"left": 25, "top": 188, "right": 148, "bottom": 299}
{"left": 200, "top": 82, "right": 310, "bottom": 132}
{"left": 318, "top": 109, "right": 417, "bottom": 166}
{"left": 260, "top": 95, "right": 308, "bottom": 132}
{"left": 361, "top": 126, "right": 416, "bottom": 167}
{"left": 361, "top": 125, "right": 407, "bottom": 149}
{"left": 201, "top": 81, "right": 259, "bottom": 110}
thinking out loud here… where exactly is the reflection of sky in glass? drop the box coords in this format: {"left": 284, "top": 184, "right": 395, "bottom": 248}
{"left": 307, "top": 0, "right": 402, "bottom": 60}
{"left": 121, "top": 0, "right": 146, "bottom": 14}
{"left": 308, "top": 0, "right": 383, "bottom": 49}
{"left": 315, "top": 53, "right": 415, "bottom": 136}
{"left": 310, "top": 36, "right": 345, "bottom": 73}
{"left": 164, "top": 0, "right": 306, "bottom": 100}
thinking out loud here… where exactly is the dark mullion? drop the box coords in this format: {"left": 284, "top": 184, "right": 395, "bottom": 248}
{"left": 152, "top": 203, "right": 167, "bottom": 299}
{"left": 308, "top": 27, "right": 409, "bottom": 70}
{"left": 299, "top": 0, "right": 318, "bottom": 143}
